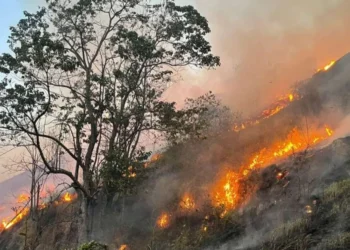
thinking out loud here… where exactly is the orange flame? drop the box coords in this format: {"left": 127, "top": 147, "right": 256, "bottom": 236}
{"left": 277, "top": 172, "right": 284, "bottom": 179}
{"left": 1, "top": 191, "right": 78, "bottom": 232}
{"left": 233, "top": 92, "right": 300, "bottom": 132}
{"left": 212, "top": 125, "right": 333, "bottom": 211}
{"left": 17, "top": 194, "right": 29, "bottom": 203}
{"left": 317, "top": 60, "right": 335, "bottom": 72}
{"left": 180, "top": 193, "right": 195, "bottom": 210}
{"left": 1, "top": 207, "right": 30, "bottom": 230}
{"left": 144, "top": 153, "right": 162, "bottom": 168}
{"left": 326, "top": 126, "right": 334, "bottom": 136}
{"left": 288, "top": 94, "right": 294, "bottom": 102}
{"left": 157, "top": 212, "right": 170, "bottom": 229}
{"left": 119, "top": 245, "right": 129, "bottom": 250}
{"left": 62, "top": 192, "right": 77, "bottom": 202}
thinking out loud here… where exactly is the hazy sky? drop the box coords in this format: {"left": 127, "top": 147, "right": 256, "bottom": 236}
{"left": 1, "top": 0, "right": 350, "bottom": 182}
{"left": 0, "top": 0, "right": 46, "bottom": 182}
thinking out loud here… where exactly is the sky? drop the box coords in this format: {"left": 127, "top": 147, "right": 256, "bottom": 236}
{"left": 0, "top": 1, "right": 22, "bottom": 53}
{"left": 0, "top": 1, "right": 24, "bottom": 182}
{"left": 0, "top": 0, "right": 46, "bottom": 182}
{"left": 0, "top": 1, "right": 45, "bottom": 53}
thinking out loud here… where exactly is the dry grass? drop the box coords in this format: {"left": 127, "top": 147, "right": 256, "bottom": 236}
{"left": 262, "top": 218, "right": 312, "bottom": 250}
{"left": 258, "top": 179, "right": 350, "bottom": 250}
{"left": 324, "top": 179, "right": 350, "bottom": 203}
{"left": 317, "top": 232, "right": 350, "bottom": 250}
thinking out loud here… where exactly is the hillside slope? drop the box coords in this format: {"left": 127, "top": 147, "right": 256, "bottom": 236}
{"left": 0, "top": 136, "right": 349, "bottom": 250}
{"left": 1, "top": 53, "right": 350, "bottom": 250}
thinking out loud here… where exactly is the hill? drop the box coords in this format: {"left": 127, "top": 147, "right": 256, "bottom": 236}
{"left": 1, "top": 52, "right": 350, "bottom": 250}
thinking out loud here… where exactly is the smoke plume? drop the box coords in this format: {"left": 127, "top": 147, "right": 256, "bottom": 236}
{"left": 166, "top": 0, "right": 350, "bottom": 117}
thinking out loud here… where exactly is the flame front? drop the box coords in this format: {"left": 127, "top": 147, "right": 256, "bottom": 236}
{"left": 1, "top": 191, "right": 78, "bottom": 232}
{"left": 157, "top": 212, "right": 170, "bottom": 229}
{"left": 213, "top": 171, "right": 241, "bottom": 211}
{"left": 180, "top": 193, "right": 195, "bottom": 210}
{"left": 233, "top": 92, "right": 300, "bottom": 132}
{"left": 212, "top": 125, "right": 333, "bottom": 212}
{"left": 318, "top": 60, "right": 335, "bottom": 72}
{"left": 1, "top": 207, "right": 29, "bottom": 230}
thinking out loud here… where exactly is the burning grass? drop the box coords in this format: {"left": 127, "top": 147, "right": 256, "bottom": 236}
{"left": 157, "top": 212, "right": 171, "bottom": 229}
{"left": 211, "top": 125, "right": 333, "bottom": 215}
{"left": 151, "top": 123, "right": 334, "bottom": 232}
{"left": 317, "top": 60, "right": 336, "bottom": 72}
{"left": 180, "top": 193, "right": 196, "bottom": 211}
{"left": 0, "top": 191, "right": 77, "bottom": 233}
{"left": 233, "top": 92, "right": 301, "bottom": 132}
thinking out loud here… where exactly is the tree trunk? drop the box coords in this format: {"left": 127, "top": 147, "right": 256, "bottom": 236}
{"left": 78, "top": 195, "right": 89, "bottom": 245}
{"left": 78, "top": 172, "right": 96, "bottom": 245}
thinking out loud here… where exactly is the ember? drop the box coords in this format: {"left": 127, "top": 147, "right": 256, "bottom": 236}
{"left": 119, "top": 245, "right": 129, "bottom": 250}
{"left": 180, "top": 193, "right": 195, "bottom": 210}
{"left": 277, "top": 172, "right": 284, "bottom": 179}
{"left": 144, "top": 153, "right": 162, "bottom": 168}
{"left": 305, "top": 205, "right": 313, "bottom": 214}
{"left": 157, "top": 212, "right": 170, "bottom": 229}
{"left": 62, "top": 192, "right": 77, "bottom": 202}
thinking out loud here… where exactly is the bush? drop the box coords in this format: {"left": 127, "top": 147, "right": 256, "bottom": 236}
{"left": 78, "top": 241, "right": 108, "bottom": 250}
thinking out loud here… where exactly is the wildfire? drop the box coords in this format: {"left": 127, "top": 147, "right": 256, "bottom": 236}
{"left": 212, "top": 125, "right": 333, "bottom": 211}
{"left": 157, "top": 212, "right": 170, "bottom": 229}
{"left": 17, "top": 194, "right": 29, "bottom": 203}
{"left": 233, "top": 92, "right": 300, "bottom": 132}
{"left": 0, "top": 191, "right": 78, "bottom": 232}
{"left": 1, "top": 207, "right": 29, "bottom": 230}
{"left": 277, "top": 172, "right": 284, "bottom": 180}
{"left": 213, "top": 171, "right": 241, "bottom": 211}
{"left": 144, "top": 153, "right": 162, "bottom": 168}
{"left": 326, "top": 127, "right": 333, "bottom": 136}
{"left": 305, "top": 205, "right": 313, "bottom": 214}
{"left": 119, "top": 245, "right": 129, "bottom": 250}
{"left": 317, "top": 60, "right": 335, "bottom": 72}
{"left": 180, "top": 193, "right": 195, "bottom": 210}
{"left": 62, "top": 192, "right": 77, "bottom": 202}
{"left": 289, "top": 94, "right": 294, "bottom": 102}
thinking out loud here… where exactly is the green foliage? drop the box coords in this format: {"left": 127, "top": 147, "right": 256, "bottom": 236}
{"left": 0, "top": 0, "right": 220, "bottom": 199}
{"left": 324, "top": 179, "right": 350, "bottom": 203}
{"left": 78, "top": 241, "right": 107, "bottom": 250}
{"left": 161, "top": 91, "right": 234, "bottom": 145}
{"left": 100, "top": 147, "right": 150, "bottom": 196}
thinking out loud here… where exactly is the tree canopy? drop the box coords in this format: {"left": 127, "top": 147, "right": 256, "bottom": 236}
{"left": 0, "top": 0, "right": 220, "bottom": 201}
